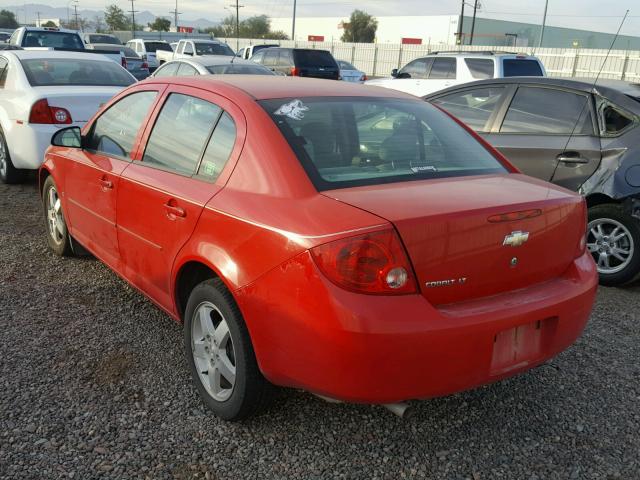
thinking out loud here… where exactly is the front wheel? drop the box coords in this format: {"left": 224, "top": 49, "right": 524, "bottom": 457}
{"left": 0, "top": 127, "right": 25, "bottom": 184}
{"left": 184, "top": 278, "right": 271, "bottom": 421}
{"left": 42, "top": 176, "right": 73, "bottom": 256}
{"left": 587, "top": 204, "right": 640, "bottom": 286}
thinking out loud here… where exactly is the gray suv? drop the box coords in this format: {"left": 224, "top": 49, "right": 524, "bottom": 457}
{"left": 426, "top": 77, "right": 640, "bottom": 286}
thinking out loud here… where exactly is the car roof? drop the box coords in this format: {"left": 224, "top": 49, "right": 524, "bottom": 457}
{"left": 21, "top": 27, "right": 78, "bottom": 34}
{"left": 190, "top": 39, "right": 225, "bottom": 44}
{"left": 3, "top": 50, "right": 114, "bottom": 62}
{"left": 186, "top": 56, "right": 263, "bottom": 67}
{"left": 145, "top": 75, "right": 415, "bottom": 100}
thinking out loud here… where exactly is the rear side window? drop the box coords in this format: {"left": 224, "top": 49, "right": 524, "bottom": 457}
{"left": 294, "top": 50, "right": 337, "bottom": 68}
{"left": 86, "top": 91, "right": 157, "bottom": 159}
{"left": 154, "top": 62, "right": 179, "bottom": 77}
{"left": 143, "top": 94, "right": 222, "bottom": 175}
{"left": 429, "top": 58, "right": 456, "bottom": 79}
{"left": 197, "top": 112, "right": 237, "bottom": 181}
{"left": 501, "top": 87, "right": 593, "bottom": 134}
{"left": 597, "top": 98, "right": 635, "bottom": 136}
{"left": 502, "top": 59, "right": 543, "bottom": 77}
{"left": 0, "top": 57, "right": 8, "bottom": 88}
{"left": 432, "top": 86, "right": 505, "bottom": 132}
{"left": 177, "top": 63, "right": 198, "bottom": 76}
{"left": 465, "top": 58, "right": 494, "bottom": 79}
{"left": 261, "top": 97, "right": 506, "bottom": 190}
{"left": 263, "top": 49, "right": 279, "bottom": 67}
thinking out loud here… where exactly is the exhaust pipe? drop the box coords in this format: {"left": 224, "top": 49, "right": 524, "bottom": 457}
{"left": 383, "top": 402, "right": 413, "bottom": 419}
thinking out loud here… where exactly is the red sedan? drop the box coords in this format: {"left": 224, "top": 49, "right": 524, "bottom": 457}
{"left": 40, "top": 76, "right": 598, "bottom": 420}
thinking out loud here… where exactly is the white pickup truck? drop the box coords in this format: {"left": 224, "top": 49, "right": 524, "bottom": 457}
{"left": 155, "top": 39, "right": 235, "bottom": 65}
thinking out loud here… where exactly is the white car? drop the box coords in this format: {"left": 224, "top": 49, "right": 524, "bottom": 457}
{"left": 125, "top": 39, "right": 173, "bottom": 71}
{"left": 155, "top": 39, "right": 235, "bottom": 65}
{"left": 366, "top": 51, "right": 546, "bottom": 97}
{"left": 0, "top": 50, "right": 136, "bottom": 184}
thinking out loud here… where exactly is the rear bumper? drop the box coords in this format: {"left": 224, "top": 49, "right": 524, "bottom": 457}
{"left": 236, "top": 251, "right": 598, "bottom": 404}
{"left": 6, "top": 122, "right": 85, "bottom": 170}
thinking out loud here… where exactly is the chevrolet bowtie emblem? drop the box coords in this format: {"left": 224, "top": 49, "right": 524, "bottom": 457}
{"left": 503, "top": 231, "right": 530, "bottom": 247}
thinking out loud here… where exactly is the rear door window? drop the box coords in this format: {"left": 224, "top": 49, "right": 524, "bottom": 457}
{"left": 429, "top": 58, "right": 456, "bottom": 79}
{"left": 86, "top": 91, "right": 157, "bottom": 159}
{"left": 431, "top": 86, "right": 505, "bottom": 131}
{"left": 502, "top": 59, "right": 543, "bottom": 77}
{"left": 176, "top": 63, "right": 198, "bottom": 76}
{"left": 398, "top": 58, "right": 431, "bottom": 79}
{"left": 154, "top": 62, "right": 179, "bottom": 77}
{"left": 501, "top": 86, "right": 593, "bottom": 134}
{"left": 278, "top": 50, "right": 293, "bottom": 67}
{"left": 263, "top": 49, "right": 278, "bottom": 67}
{"left": 142, "top": 94, "right": 221, "bottom": 175}
{"left": 464, "top": 58, "right": 495, "bottom": 79}
{"left": 197, "top": 112, "right": 237, "bottom": 181}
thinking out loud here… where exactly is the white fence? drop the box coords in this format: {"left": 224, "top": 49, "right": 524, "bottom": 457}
{"left": 219, "top": 38, "right": 640, "bottom": 80}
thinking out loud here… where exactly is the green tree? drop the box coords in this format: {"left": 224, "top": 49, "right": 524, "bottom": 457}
{"left": 201, "top": 15, "right": 288, "bottom": 40}
{"left": 41, "top": 20, "right": 57, "bottom": 28}
{"left": 341, "top": 10, "right": 377, "bottom": 43}
{"left": 148, "top": 17, "right": 171, "bottom": 32}
{"left": 104, "top": 4, "right": 129, "bottom": 31}
{"left": 0, "top": 9, "right": 19, "bottom": 29}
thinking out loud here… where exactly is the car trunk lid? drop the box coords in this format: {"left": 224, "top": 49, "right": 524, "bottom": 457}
{"left": 323, "top": 174, "right": 585, "bottom": 305}
{"left": 31, "top": 86, "right": 123, "bottom": 123}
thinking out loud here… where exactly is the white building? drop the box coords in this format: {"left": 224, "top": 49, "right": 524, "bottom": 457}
{"left": 270, "top": 15, "right": 461, "bottom": 46}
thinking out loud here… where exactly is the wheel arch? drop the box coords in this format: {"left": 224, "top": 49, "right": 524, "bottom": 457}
{"left": 585, "top": 193, "right": 619, "bottom": 209}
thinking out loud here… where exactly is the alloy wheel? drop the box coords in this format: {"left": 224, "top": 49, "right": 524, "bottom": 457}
{"left": 46, "top": 186, "right": 65, "bottom": 245}
{"left": 191, "top": 301, "right": 237, "bottom": 402}
{"left": 587, "top": 218, "right": 634, "bottom": 275}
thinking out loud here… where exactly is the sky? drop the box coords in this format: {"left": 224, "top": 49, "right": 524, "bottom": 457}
{"left": 1, "top": 0, "right": 638, "bottom": 35}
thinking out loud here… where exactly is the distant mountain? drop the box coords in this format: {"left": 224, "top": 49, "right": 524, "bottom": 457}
{"left": 2, "top": 3, "right": 221, "bottom": 30}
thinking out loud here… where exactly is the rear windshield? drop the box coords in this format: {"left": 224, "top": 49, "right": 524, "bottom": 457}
{"left": 88, "top": 35, "right": 121, "bottom": 45}
{"left": 206, "top": 64, "right": 274, "bottom": 75}
{"left": 502, "top": 59, "right": 543, "bottom": 77}
{"left": 293, "top": 50, "right": 337, "bottom": 68}
{"left": 21, "top": 58, "right": 135, "bottom": 87}
{"left": 195, "top": 43, "right": 235, "bottom": 56}
{"left": 23, "top": 31, "right": 83, "bottom": 49}
{"left": 261, "top": 97, "right": 506, "bottom": 190}
{"left": 144, "top": 42, "right": 172, "bottom": 52}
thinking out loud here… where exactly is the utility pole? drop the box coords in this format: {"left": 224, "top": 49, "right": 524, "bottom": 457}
{"left": 129, "top": 0, "right": 138, "bottom": 39}
{"left": 456, "top": 0, "right": 465, "bottom": 45}
{"left": 170, "top": 0, "right": 181, "bottom": 31}
{"left": 537, "top": 0, "right": 549, "bottom": 49}
{"left": 36, "top": 11, "right": 40, "bottom": 27}
{"left": 228, "top": 1, "right": 243, "bottom": 50}
{"left": 73, "top": 4, "right": 79, "bottom": 31}
{"left": 469, "top": 0, "right": 478, "bottom": 45}
{"left": 292, "top": 0, "right": 297, "bottom": 41}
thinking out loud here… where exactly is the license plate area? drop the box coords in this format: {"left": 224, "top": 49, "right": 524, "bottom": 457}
{"left": 490, "top": 317, "right": 557, "bottom": 376}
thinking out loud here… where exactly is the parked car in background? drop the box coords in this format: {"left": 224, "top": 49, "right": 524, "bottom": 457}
{"left": 337, "top": 59, "right": 366, "bottom": 83}
{"left": 236, "top": 44, "right": 277, "bottom": 60}
{"left": 170, "top": 42, "right": 178, "bottom": 51}
{"left": 125, "top": 39, "right": 173, "bottom": 71}
{"left": 156, "top": 39, "right": 235, "bottom": 65}
{"left": 10, "top": 27, "right": 125, "bottom": 65}
{"left": 0, "top": 50, "right": 135, "bottom": 184}
{"left": 251, "top": 47, "right": 340, "bottom": 80}
{"left": 39, "top": 76, "right": 596, "bottom": 421}
{"left": 86, "top": 43, "right": 150, "bottom": 80}
{"left": 367, "top": 51, "right": 546, "bottom": 97}
{"left": 0, "top": 32, "right": 11, "bottom": 43}
{"left": 152, "top": 56, "right": 275, "bottom": 77}
{"left": 83, "top": 33, "right": 122, "bottom": 45}
{"left": 426, "top": 77, "right": 640, "bottom": 285}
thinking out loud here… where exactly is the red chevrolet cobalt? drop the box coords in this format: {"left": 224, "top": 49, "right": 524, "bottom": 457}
{"left": 40, "top": 76, "right": 598, "bottom": 420}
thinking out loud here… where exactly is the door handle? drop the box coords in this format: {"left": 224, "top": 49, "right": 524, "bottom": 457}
{"left": 556, "top": 152, "right": 590, "bottom": 165}
{"left": 99, "top": 177, "right": 113, "bottom": 190}
{"left": 163, "top": 201, "right": 186, "bottom": 219}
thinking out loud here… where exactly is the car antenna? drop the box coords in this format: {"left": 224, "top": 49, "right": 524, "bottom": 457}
{"left": 548, "top": 9, "right": 630, "bottom": 182}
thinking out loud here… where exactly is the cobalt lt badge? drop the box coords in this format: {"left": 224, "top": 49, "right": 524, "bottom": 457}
{"left": 503, "top": 231, "right": 530, "bottom": 247}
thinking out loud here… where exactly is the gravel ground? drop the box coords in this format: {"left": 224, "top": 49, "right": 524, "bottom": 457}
{"left": 1, "top": 178, "right": 639, "bottom": 480}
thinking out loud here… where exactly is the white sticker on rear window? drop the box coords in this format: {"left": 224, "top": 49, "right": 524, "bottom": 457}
{"left": 411, "top": 166, "right": 438, "bottom": 173}
{"left": 274, "top": 99, "right": 309, "bottom": 120}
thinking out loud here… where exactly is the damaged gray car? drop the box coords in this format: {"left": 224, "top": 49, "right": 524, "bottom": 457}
{"left": 425, "top": 77, "right": 640, "bottom": 286}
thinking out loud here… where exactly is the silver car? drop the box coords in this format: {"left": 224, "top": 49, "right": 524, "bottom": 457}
{"left": 337, "top": 60, "right": 366, "bottom": 83}
{"left": 152, "top": 56, "right": 275, "bottom": 77}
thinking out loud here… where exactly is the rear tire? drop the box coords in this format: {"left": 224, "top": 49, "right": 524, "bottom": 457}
{"left": 0, "top": 127, "right": 26, "bottom": 184}
{"left": 42, "top": 176, "right": 74, "bottom": 257}
{"left": 587, "top": 204, "right": 640, "bottom": 286}
{"left": 184, "top": 278, "right": 271, "bottom": 421}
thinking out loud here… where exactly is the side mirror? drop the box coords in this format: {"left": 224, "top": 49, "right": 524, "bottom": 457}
{"left": 391, "top": 68, "right": 398, "bottom": 78}
{"left": 51, "top": 126, "right": 82, "bottom": 148}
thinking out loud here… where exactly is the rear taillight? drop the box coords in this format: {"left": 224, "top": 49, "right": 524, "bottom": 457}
{"left": 29, "top": 99, "right": 72, "bottom": 125}
{"left": 290, "top": 67, "right": 300, "bottom": 76}
{"left": 141, "top": 61, "right": 149, "bottom": 70}
{"left": 361, "top": 74, "right": 367, "bottom": 82}
{"left": 121, "top": 56, "right": 128, "bottom": 69}
{"left": 310, "top": 229, "right": 417, "bottom": 295}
